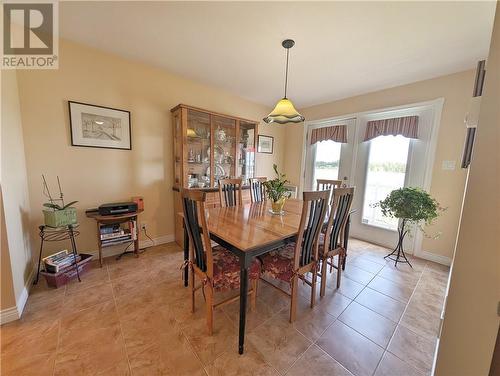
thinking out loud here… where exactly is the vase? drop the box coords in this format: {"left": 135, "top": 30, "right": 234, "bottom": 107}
{"left": 270, "top": 197, "right": 286, "bottom": 215}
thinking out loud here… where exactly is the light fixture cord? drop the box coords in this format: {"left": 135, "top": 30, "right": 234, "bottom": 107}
{"left": 284, "top": 47, "right": 290, "bottom": 99}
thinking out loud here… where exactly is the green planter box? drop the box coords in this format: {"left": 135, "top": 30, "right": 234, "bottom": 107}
{"left": 43, "top": 208, "right": 77, "bottom": 228}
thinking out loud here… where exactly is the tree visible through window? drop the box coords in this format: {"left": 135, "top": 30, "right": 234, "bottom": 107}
{"left": 362, "top": 135, "right": 410, "bottom": 230}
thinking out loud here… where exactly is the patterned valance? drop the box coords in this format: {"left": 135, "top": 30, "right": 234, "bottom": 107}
{"left": 364, "top": 115, "right": 419, "bottom": 142}
{"left": 310, "top": 125, "right": 347, "bottom": 145}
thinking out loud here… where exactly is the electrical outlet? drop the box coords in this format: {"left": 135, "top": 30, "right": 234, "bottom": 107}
{"left": 141, "top": 223, "right": 147, "bottom": 230}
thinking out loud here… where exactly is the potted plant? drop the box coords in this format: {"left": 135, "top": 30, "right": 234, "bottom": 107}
{"left": 374, "top": 187, "right": 443, "bottom": 267}
{"left": 42, "top": 175, "right": 78, "bottom": 228}
{"left": 263, "top": 164, "right": 292, "bottom": 215}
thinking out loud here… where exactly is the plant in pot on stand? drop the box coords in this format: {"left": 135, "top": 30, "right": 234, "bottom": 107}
{"left": 42, "top": 175, "right": 78, "bottom": 228}
{"left": 375, "top": 187, "right": 443, "bottom": 267}
{"left": 263, "top": 164, "right": 292, "bottom": 215}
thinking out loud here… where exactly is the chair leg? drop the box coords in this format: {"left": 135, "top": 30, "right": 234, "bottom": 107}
{"left": 320, "top": 258, "right": 328, "bottom": 298}
{"left": 250, "top": 278, "right": 258, "bottom": 312}
{"left": 190, "top": 267, "right": 195, "bottom": 313}
{"left": 290, "top": 276, "right": 298, "bottom": 323}
{"left": 336, "top": 254, "right": 342, "bottom": 289}
{"left": 311, "top": 268, "right": 317, "bottom": 308}
{"left": 205, "top": 284, "right": 214, "bottom": 336}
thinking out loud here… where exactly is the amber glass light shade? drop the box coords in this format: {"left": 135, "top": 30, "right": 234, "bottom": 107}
{"left": 263, "top": 98, "right": 305, "bottom": 124}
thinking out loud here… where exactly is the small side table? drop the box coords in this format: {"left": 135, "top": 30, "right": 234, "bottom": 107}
{"left": 86, "top": 210, "right": 143, "bottom": 267}
{"left": 34, "top": 224, "right": 81, "bottom": 285}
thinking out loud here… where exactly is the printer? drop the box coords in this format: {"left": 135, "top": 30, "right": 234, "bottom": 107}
{"left": 98, "top": 202, "right": 138, "bottom": 216}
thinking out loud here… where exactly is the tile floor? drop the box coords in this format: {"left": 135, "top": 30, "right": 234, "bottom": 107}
{"left": 0, "top": 239, "right": 449, "bottom": 376}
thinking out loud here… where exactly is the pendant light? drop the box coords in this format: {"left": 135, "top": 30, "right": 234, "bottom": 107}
{"left": 263, "top": 39, "right": 305, "bottom": 124}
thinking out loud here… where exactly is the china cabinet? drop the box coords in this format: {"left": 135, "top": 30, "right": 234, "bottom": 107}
{"left": 171, "top": 104, "right": 259, "bottom": 246}
{"left": 171, "top": 104, "right": 258, "bottom": 189}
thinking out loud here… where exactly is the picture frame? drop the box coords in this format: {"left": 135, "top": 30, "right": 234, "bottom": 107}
{"left": 257, "top": 135, "right": 274, "bottom": 154}
{"left": 68, "top": 101, "right": 131, "bottom": 150}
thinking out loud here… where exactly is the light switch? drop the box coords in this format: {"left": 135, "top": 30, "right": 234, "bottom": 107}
{"left": 442, "top": 160, "right": 456, "bottom": 170}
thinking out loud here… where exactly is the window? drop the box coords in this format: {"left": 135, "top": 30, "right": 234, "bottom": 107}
{"left": 313, "top": 140, "right": 342, "bottom": 187}
{"left": 362, "top": 135, "right": 410, "bottom": 230}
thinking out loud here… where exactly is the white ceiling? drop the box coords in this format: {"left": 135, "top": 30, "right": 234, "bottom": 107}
{"left": 60, "top": 1, "right": 496, "bottom": 108}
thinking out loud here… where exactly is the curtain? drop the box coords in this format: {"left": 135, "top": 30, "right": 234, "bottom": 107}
{"left": 364, "top": 115, "right": 419, "bottom": 142}
{"left": 310, "top": 125, "right": 347, "bottom": 145}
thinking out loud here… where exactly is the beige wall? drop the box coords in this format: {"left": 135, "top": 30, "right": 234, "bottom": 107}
{"left": 1, "top": 189, "right": 16, "bottom": 311}
{"left": 15, "top": 39, "right": 283, "bottom": 257}
{"left": 1, "top": 70, "right": 33, "bottom": 307}
{"left": 284, "top": 70, "right": 476, "bottom": 260}
{"left": 435, "top": 4, "right": 499, "bottom": 374}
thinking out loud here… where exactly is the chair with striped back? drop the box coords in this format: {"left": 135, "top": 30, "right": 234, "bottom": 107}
{"left": 318, "top": 187, "right": 355, "bottom": 296}
{"left": 316, "top": 179, "right": 343, "bottom": 191}
{"left": 218, "top": 178, "right": 243, "bottom": 207}
{"left": 260, "top": 190, "right": 330, "bottom": 322}
{"left": 249, "top": 177, "right": 267, "bottom": 203}
{"left": 182, "top": 189, "right": 261, "bottom": 335}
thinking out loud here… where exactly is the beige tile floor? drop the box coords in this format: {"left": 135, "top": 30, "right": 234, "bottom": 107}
{"left": 0, "top": 239, "right": 449, "bottom": 376}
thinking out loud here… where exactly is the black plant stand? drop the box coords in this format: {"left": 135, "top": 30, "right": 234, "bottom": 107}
{"left": 384, "top": 218, "right": 413, "bottom": 268}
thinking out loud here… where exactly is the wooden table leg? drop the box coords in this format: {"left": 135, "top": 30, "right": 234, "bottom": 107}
{"left": 238, "top": 256, "right": 249, "bottom": 354}
{"left": 96, "top": 221, "right": 103, "bottom": 267}
{"left": 183, "top": 223, "right": 189, "bottom": 287}
{"left": 342, "top": 215, "right": 351, "bottom": 270}
{"left": 134, "top": 216, "right": 139, "bottom": 258}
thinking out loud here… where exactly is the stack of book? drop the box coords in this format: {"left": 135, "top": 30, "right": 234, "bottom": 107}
{"left": 43, "top": 250, "right": 81, "bottom": 273}
{"left": 100, "top": 223, "right": 133, "bottom": 247}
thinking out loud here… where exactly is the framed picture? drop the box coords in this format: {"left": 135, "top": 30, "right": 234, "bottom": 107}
{"left": 68, "top": 101, "right": 131, "bottom": 150}
{"left": 257, "top": 135, "right": 274, "bottom": 154}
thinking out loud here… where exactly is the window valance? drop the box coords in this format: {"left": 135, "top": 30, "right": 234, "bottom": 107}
{"left": 364, "top": 115, "right": 419, "bottom": 142}
{"left": 310, "top": 125, "right": 347, "bottom": 145}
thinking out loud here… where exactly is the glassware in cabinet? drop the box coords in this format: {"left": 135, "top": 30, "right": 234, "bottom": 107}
{"left": 186, "top": 109, "right": 211, "bottom": 188}
{"left": 238, "top": 121, "right": 257, "bottom": 183}
{"left": 212, "top": 115, "right": 236, "bottom": 187}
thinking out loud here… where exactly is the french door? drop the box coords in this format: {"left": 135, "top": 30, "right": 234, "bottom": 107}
{"left": 304, "top": 118, "right": 356, "bottom": 190}
{"left": 303, "top": 100, "right": 442, "bottom": 254}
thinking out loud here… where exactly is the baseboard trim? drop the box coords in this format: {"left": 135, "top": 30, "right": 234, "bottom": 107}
{"left": 0, "top": 306, "right": 19, "bottom": 325}
{"left": 16, "top": 284, "right": 29, "bottom": 318}
{"left": 86, "top": 233, "right": 175, "bottom": 259}
{"left": 1, "top": 268, "right": 33, "bottom": 325}
{"left": 419, "top": 250, "right": 452, "bottom": 266}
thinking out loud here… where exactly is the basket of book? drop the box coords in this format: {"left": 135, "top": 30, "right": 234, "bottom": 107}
{"left": 40, "top": 250, "right": 93, "bottom": 288}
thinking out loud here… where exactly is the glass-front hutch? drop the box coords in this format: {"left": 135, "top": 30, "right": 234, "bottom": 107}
{"left": 171, "top": 104, "right": 258, "bottom": 189}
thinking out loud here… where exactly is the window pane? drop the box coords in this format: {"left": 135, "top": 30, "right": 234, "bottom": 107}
{"left": 313, "top": 140, "right": 341, "bottom": 187}
{"left": 362, "top": 135, "right": 410, "bottom": 230}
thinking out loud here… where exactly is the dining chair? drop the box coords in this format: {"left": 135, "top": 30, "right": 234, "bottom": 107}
{"left": 218, "top": 178, "right": 243, "bottom": 207}
{"left": 318, "top": 187, "right": 355, "bottom": 297}
{"left": 316, "top": 179, "right": 343, "bottom": 191}
{"left": 182, "top": 189, "right": 261, "bottom": 335}
{"left": 249, "top": 177, "right": 267, "bottom": 203}
{"left": 260, "top": 190, "right": 330, "bottom": 322}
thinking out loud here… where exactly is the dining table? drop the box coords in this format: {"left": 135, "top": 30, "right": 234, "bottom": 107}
{"left": 180, "top": 198, "right": 355, "bottom": 354}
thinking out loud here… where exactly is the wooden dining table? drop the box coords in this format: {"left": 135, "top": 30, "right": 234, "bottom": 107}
{"left": 180, "top": 198, "right": 355, "bottom": 354}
